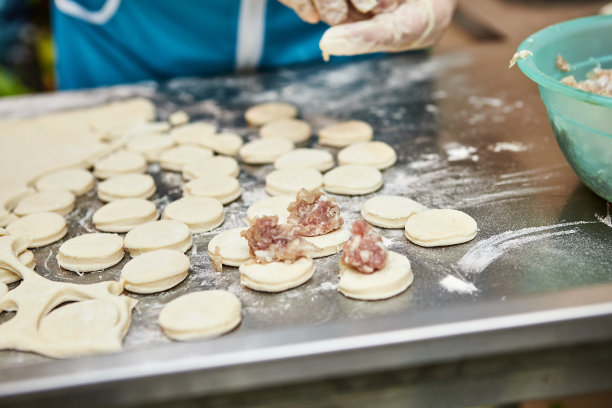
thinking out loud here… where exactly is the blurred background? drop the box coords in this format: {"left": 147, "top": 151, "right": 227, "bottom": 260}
{"left": 0, "top": 0, "right": 610, "bottom": 97}
{"left": 0, "top": 0, "right": 53, "bottom": 96}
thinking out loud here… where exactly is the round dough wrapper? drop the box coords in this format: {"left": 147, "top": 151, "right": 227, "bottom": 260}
{"left": 39, "top": 299, "right": 119, "bottom": 344}
{"left": 303, "top": 228, "right": 351, "bottom": 258}
{"left": 57, "top": 233, "right": 124, "bottom": 272}
{"left": 338, "top": 251, "right": 413, "bottom": 300}
{"left": 162, "top": 197, "right": 224, "bottom": 233}
{"left": 183, "top": 176, "right": 241, "bottom": 205}
{"left": 246, "top": 195, "right": 294, "bottom": 225}
{"left": 404, "top": 209, "right": 477, "bottom": 247}
{"left": 93, "top": 198, "right": 158, "bottom": 232}
{"left": 198, "top": 133, "right": 243, "bottom": 156}
{"left": 260, "top": 118, "right": 311, "bottom": 144}
{"left": 274, "top": 148, "right": 334, "bottom": 172}
{"left": 19, "top": 250, "right": 35, "bottom": 269}
{"left": 0, "top": 282, "right": 7, "bottom": 298}
{"left": 0, "top": 250, "right": 35, "bottom": 285}
{"left": 170, "top": 122, "right": 216, "bottom": 145}
{"left": 121, "top": 249, "right": 190, "bottom": 294}
{"left": 240, "top": 257, "right": 315, "bottom": 292}
{"left": 318, "top": 120, "right": 373, "bottom": 147}
{"left": 239, "top": 138, "right": 294, "bottom": 165}
{"left": 245, "top": 102, "right": 298, "bottom": 127}
{"left": 159, "top": 145, "right": 213, "bottom": 172}
{"left": 265, "top": 168, "right": 323, "bottom": 196}
{"left": 124, "top": 220, "right": 193, "bottom": 256}
{"left": 169, "top": 110, "right": 190, "bottom": 127}
{"left": 323, "top": 165, "right": 382, "bottom": 196}
{"left": 0, "top": 185, "right": 35, "bottom": 212}
{"left": 13, "top": 191, "right": 75, "bottom": 216}
{"left": 182, "top": 156, "right": 239, "bottom": 180}
{"left": 207, "top": 227, "right": 250, "bottom": 266}
{"left": 126, "top": 134, "right": 175, "bottom": 162}
{"left": 35, "top": 169, "right": 94, "bottom": 196}
{"left": 97, "top": 173, "right": 156, "bottom": 202}
{"left": 94, "top": 151, "right": 147, "bottom": 179}
{"left": 337, "top": 141, "right": 397, "bottom": 170}
{"left": 361, "top": 195, "right": 427, "bottom": 228}
{"left": 6, "top": 212, "right": 67, "bottom": 248}
{"left": 159, "top": 290, "right": 242, "bottom": 341}
{"left": 0, "top": 208, "right": 13, "bottom": 228}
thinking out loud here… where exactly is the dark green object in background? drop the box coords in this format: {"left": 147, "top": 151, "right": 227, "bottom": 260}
{"left": 517, "top": 15, "right": 612, "bottom": 202}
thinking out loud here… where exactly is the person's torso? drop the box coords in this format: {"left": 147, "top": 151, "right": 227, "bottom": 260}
{"left": 52, "top": 0, "right": 329, "bottom": 89}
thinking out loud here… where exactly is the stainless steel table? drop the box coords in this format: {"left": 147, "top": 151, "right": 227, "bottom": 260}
{"left": 0, "top": 43, "right": 611, "bottom": 407}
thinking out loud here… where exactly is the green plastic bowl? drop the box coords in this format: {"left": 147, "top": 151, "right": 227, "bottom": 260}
{"left": 517, "top": 15, "right": 612, "bottom": 202}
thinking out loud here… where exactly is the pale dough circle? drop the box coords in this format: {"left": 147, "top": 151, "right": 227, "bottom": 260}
{"left": 404, "top": 209, "right": 478, "bottom": 247}
{"left": 318, "top": 120, "right": 373, "bottom": 147}
{"left": 273, "top": 148, "right": 334, "bottom": 172}
{"left": 170, "top": 122, "right": 216, "bottom": 145}
{"left": 169, "top": 110, "right": 190, "bottom": 127}
{"left": 39, "top": 299, "right": 120, "bottom": 343}
{"left": 126, "top": 134, "right": 175, "bottom": 162}
{"left": 94, "top": 150, "right": 147, "bottom": 179}
{"left": 19, "top": 250, "right": 35, "bottom": 269}
{"left": 0, "top": 208, "right": 14, "bottom": 228}
{"left": 183, "top": 176, "right": 241, "bottom": 205}
{"left": 159, "top": 145, "right": 213, "bottom": 171}
{"left": 13, "top": 191, "right": 75, "bottom": 216}
{"left": 0, "top": 282, "right": 7, "bottom": 298}
{"left": 246, "top": 195, "right": 294, "bottom": 225}
{"left": 323, "top": 165, "right": 382, "bottom": 195}
{"left": 337, "top": 141, "right": 397, "bottom": 170}
{"left": 6, "top": 212, "right": 67, "bottom": 248}
{"left": 182, "top": 156, "right": 239, "bottom": 179}
{"left": 361, "top": 195, "right": 427, "bottom": 229}
{"left": 158, "top": 290, "right": 242, "bottom": 340}
{"left": 93, "top": 198, "right": 158, "bottom": 232}
{"left": 162, "top": 197, "right": 224, "bottom": 233}
{"left": 57, "top": 233, "right": 124, "bottom": 272}
{"left": 120, "top": 249, "right": 190, "bottom": 294}
{"left": 97, "top": 173, "right": 156, "bottom": 202}
{"left": 240, "top": 257, "right": 315, "bottom": 292}
{"left": 260, "top": 118, "right": 311, "bottom": 144}
{"left": 265, "top": 168, "right": 323, "bottom": 196}
{"left": 207, "top": 227, "right": 250, "bottom": 266}
{"left": 338, "top": 251, "right": 413, "bottom": 300}
{"left": 0, "top": 250, "right": 36, "bottom": 285}
{"left": 303, "top": 228, "right": 351, "bottom": 258}
{"left": 124, "top": 220, "right": 193, "bottom": 256}
{"left": 245, "top": 102, "right": 298, "bottom": 127}
{"left": 239, "top": 138, "right": 294, "bottom": 165}
{"left": 198, "top": 133, "right": 243, "bottom": 156}
{"left": 34, "top": 169, "right": 94, "bottom": 196}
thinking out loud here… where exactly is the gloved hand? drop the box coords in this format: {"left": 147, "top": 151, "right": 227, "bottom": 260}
{"left": 278, "top": 0, "right": 456, "bottom": 60}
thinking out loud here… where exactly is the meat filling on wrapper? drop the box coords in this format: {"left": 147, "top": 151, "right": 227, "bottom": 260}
{"left": 287, "top": 188, "right": 343, "bottom": 237}
{"left": 341, "top": 219, "right": 387, "bottom": 274}
{"left": 241, "top": 215, "right": 315, "bottom": 263}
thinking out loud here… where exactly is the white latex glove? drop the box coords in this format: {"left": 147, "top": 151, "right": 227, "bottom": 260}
{"left": 278, "top": 0, "right": 456, "bottom": 60}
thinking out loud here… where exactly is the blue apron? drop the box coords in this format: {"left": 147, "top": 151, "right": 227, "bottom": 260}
{"left": 52, "top": 0, "right": 332, "bottom": 89}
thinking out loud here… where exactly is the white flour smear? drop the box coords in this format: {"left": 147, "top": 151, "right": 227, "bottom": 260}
{"left": 596, "top": 202, "right": 612, "bottom": 228}
{"left": 489, "top": 142, "right": 529, "bottom": 153}
{"left": 456, "top": 221, "right": 593, "bottom": 275}
{"left": 440, "top": 275, "right": 478, "bottom": 294}
{"left": 459, "top": 186, "right": 559, "bottom": 207}
{"left": 468, "top": 95, "right": 504, "bottom": 109}
{"left": 445, "top": 143, "right": 479, "bottom": 162}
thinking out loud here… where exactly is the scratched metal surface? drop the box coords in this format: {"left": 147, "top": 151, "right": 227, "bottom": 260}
{"left": 0, "top": 44, "right": 611, "bottom": 386}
